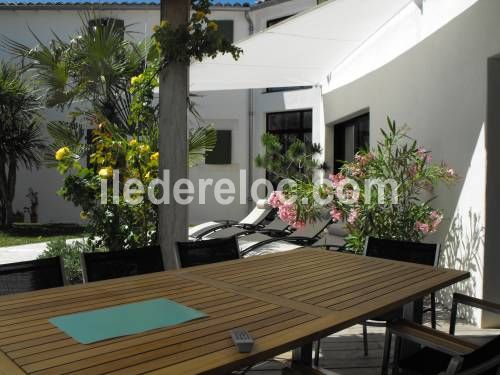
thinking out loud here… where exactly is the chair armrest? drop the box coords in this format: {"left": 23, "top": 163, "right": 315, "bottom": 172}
{"left": 452, "top": 353, "right": 500, "bottom": 375}
{"left": 453, "top": 293, "right": 500, "bottom": 314}
{"left": 388, "top": 320, "right": 478, "bottom": 357}
{"left": 450, "top": 293, "right": 500, "bottom": 335}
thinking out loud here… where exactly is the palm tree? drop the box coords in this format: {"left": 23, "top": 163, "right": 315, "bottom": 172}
{"left": 0, "top": 62, "right": 45, "bottom": 227}
{"left": 2, "top": 13, "right": 144, "bottom": 132}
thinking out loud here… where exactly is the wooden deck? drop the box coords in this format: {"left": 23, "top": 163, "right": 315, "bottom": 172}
{"left": 245, "top": 310, "right": 500, "bottom": 375}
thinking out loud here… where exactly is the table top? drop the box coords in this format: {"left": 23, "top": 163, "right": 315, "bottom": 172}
{"left": 0, "top": 248, "right": 469, "bottom": 375}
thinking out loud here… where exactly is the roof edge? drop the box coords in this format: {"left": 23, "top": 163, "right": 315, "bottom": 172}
{"left": 0, "top": 2, "right": 252, "bottom": 11}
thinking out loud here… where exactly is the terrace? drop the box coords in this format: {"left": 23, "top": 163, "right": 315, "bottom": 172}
{"left": 0, "top": 0, "right": 499, "bottom": 374}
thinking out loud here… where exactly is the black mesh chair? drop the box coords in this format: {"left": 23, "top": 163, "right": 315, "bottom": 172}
{"left": 314, "top": 237, "right": 440, "bottom": 366}
{"left": 361, "top": 237, "right": 440, "bottom": 355}
{"left": 0, "top": 257, "right": 66, "bottom": 295}
{"left": 383, "top": 293, "right": 500, "bottom": 375}
{"left": 176, "top": 236, "right": 240, "bottom": 268}
{"left": 81, "top": 246, "right": 164, "bottom": 282}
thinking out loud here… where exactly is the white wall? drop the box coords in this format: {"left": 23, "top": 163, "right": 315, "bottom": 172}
{"left": 250, "top": 0, "right": 316, "bottom": 32}
{"left": 188, "top": 90, "right": 251, "bottom": 224}
{"left": 322, "top": 0, "right": 500, "bottom": 326}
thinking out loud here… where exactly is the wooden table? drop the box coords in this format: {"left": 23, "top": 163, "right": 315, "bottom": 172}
{"left": 0, "top": 248, "right": 469, "bottom": 375}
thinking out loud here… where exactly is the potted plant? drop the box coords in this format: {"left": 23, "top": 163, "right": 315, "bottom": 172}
{"left": 269, "top": 117, "right": 457, "bottom": 253}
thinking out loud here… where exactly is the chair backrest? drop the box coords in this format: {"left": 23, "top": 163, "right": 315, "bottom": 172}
{"left": 0, "top": 257, "right": 65, "bottom": 295}
{"left": 458, "top": 335, "right": 500, "bottom": 375}
{"left": 288, "top": 215, "right": 332, "bottom": 239}
{"left": 239, "top": 199, "right": 272, "bottom": 226}
{"left": 364, "top": 237, "right": 440, "bottom": 266}
{"left": 263, "top": 217, "right": 289, "bottom": 232}
{"left": 81, "top": 246, "right": 164, "bottom": 282}
{"left": 176, "top": 236, "right": 240, "bottom": 268}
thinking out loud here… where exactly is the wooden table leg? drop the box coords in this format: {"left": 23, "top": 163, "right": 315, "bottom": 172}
{"left": 292, "top": 342, "right": 313, "bottom": 366}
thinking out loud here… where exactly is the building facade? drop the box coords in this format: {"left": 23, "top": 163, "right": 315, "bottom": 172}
{"left": 0, "top": 0, "right": 318, "bottom": 225}
{"left": 1, "top": 0, "right": 499, "bottom": 327}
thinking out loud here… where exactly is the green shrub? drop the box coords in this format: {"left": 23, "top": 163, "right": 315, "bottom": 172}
{"left": 38, "top": 240, "right": 96, "bottom": 284}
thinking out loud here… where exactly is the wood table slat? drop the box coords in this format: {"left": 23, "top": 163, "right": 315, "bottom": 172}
{"left": 0, "top": 248, "right": 469, "bottom": 375}
{"left": 9, "top": 297, "right": 264, "bottom": 361}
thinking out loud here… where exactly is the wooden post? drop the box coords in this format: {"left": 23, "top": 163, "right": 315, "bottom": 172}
{"left": 158, "top": 0, "right": 190, "bottom": 269}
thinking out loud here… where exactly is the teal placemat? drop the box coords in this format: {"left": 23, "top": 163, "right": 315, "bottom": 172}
{"left": 49, "top": 298, "right": 207, "bottom": 344}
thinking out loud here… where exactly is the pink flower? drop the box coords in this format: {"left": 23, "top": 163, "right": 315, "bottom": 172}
{"left": 354, "top": 152, "right": 374, "bottom": 167}
{"left": 292, "top": 220, "right": 305, "bottom": 229}
{"left": 408, "top": 164, "right": 418, "bottom": 177}
{"left": 417, "top": 146, "right": 432, "bottom": 162}
{"left": 347, "top": 209, "right": 359, "bottom": 225}
{"left": 328, "top": 173, "right": 346, "bottom": 187}
{"left": 415, "top": 221, "right": 430, "bottom": 234}
{"left": 350, "top": 165, "right": 364, "bottom": 177}
{"left": 330, "top": 207, "right": 343, "bottom": 222}
{"left": 268, "top": 191, "right": 285, "bottom": 208}
{"left": 277, "top": 201, "right": 298, "bottom": 225}
{"left": 429, "top": 210, "right": 443, "bottom": 230}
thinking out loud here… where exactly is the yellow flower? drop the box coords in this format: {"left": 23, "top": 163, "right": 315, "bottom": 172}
{"left": 98, "top": 167, "right": 113, "bottom": 179}
{"left": 207, "top": 21, "right": 218, "bottom": 32}
{"left": 131, "top": 74, "right": 143, "bottom": 86}
{"left": 138, "top": 144, "right": 150, "bottom": 154}
{"left": 150, "top": 152, "right": 159, "bottom": 162}
{"left": 55, "top": 146, "right": 70, "bottom": 161}
{"left": 144, "top": 171, "right": 152, "bottom": 180}
{"left": 129, "top": 138, "right": 138, "bottom": 147}
{"left": 195, "top": 10, "right": 205, "bottom": 21}
{"left": 80, "top": 211, "right": 88, "bottom": 220}
{"left": 152, "top": 24, "right": 160, "bottom": 33}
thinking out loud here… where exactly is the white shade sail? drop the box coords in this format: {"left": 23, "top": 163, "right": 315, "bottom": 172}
{"left": 190, "top": 0, "right": 413, "bottom": 92}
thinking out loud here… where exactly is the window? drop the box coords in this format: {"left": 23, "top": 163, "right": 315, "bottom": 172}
{"left": 215, "top": 20, "right": 234, "bottom": 43}
{"left": 266, "top": 110, "right": 312, "bottom": 149}
{"left": 266, "top": 110, "right": 312, "bottom": 185}
{"left": 88, "top": 18, "right": 125, "bottom": 38}
{"left": 265, "top": 86, "right": 312, "bottom": 93}
{"left": 333, "top": 113, "right": 369, "bottom": 173}
{"left": 205, "top": 130, "right": 232, "bottom": 165}
{"left": 266, "top": 15, "right": 293, "bottom": 28}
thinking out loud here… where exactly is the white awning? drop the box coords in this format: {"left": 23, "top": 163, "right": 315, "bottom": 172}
{"left": 190, "top": 0, "right": 413, "bottom": 92}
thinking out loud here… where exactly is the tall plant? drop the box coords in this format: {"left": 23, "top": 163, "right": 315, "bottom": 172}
{"left": 4, "top": 14, "right": 218, "bottom": 249}
{"left": 0, "top": 62, "right": 45, "bottom": 226}
{"left": 3, "top": 14, "right": 144, "bottom": 131}
{"left": 269, "top": 118, "right": 457, "bottom": 252}
{"left": 255, "top": 133, "right": 327, "bottom": 183}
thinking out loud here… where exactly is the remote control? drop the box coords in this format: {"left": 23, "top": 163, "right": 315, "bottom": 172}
{"left": 230, "top": 328, "right": 254, "bottom": 353}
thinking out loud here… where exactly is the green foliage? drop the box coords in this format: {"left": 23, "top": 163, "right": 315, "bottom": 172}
{"left": 188, "top": 125, "right": 217, "bottom": 167}
{"left": 255, "top": 133, "right": 326, "bottom": 182}
{"left": 5, "top": 8, "right": 235, "bottom": 246}
{"left": 0, "top": 61, "right": 45, "bottom": 226}
{"left": 38, "top": 239, "right": 101, "bottom": 284}
{"left": 2, "top": 13, "right": 145, "bottom": 130}
{"left": 152, "top": 0, "right": 242, "bottom": 66}
{"left": 274, "top": 117, "right": 457, "bottom": 253}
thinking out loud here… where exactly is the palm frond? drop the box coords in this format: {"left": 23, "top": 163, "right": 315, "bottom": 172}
{"left": 44, "top": 120, "right": 88, "bottom": 166}
{"left": 188, "top": 124, "right": 217, "bottom": 167}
